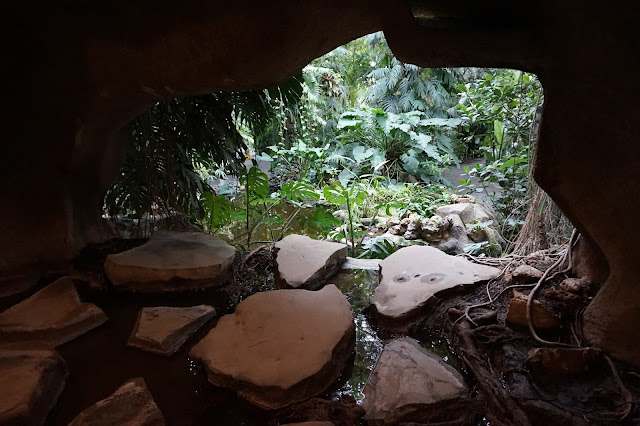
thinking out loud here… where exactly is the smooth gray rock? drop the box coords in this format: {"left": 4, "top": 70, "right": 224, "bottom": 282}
{"left": 0, "top": 349, "right": 68, "bottom": 425}
{"left": 362, "top": 337, "right": 468, "bottom": 425}
{"left": 370, "top": 246, "right": 500, "bottom": 331}
{"left": 128, "top": 305, "right": 216, "bottom": 356}
{"left": 68, "top": 378, "right": 165, "bottom": 426}
{"left": 190, "top": 285, "right": 355, "bottom": 410}
{"left": 436, "top": 202, "right": 494, "bottom": 226}
{"left": 0, "top": 277, "right": 107, "bottom": 346}
{"left": 105, "top": 230, "right": 236, "bottom": 292}
{"left": 274, "top": 234, "right": 347, "bottom": 290}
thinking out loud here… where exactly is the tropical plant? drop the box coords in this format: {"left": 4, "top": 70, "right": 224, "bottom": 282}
{"left": 322, "top": 182, "right": 366, "bottom": 256}
{"left": 335, "top": 107, "right": 461, "bottom": 182}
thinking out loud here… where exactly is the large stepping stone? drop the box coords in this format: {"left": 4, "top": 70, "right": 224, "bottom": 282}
{"left": 0, "top": 349, "right": 68, "bottom": 425}
{"left": 190, "top": 285, "right": 355, "bottom": 409}
{"left": 274, "top": 234, "right": 347, "bottom": 290}
{"left": 370, "top": 246, "right": 500, "bottom": 331}
{"left": 104, "top": 230, "right": 237, "bottom": 292}
{"left": 0, "top": 277, "right": 107, "bottom": 346}
{"left": 68, "top": 377, "right": 165, "bottom": 426}
{"left": 362, "top": 337, "right": 468, "bottom": 425}
{"left": 128, "top": 305, "right": 216, "bottom": 356}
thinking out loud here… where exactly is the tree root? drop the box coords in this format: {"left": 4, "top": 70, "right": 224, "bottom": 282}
{"left": 450, "top": 312, "right": 532, "bottom": 426}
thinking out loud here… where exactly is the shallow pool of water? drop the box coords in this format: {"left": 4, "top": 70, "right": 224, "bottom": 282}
{"left": 45, "top": 264, "right": 463, "bottom": 425}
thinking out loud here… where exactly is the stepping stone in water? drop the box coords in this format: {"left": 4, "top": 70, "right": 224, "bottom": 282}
{"left": 274, "top": 234, "right": 347, "bottom": 290}
{"left": 0, "top": 349, "right": 68, "bottom": 425}
{"left": 190, "top": 285, "right": 355, "bottom": 409}
{"left": 0, "top": 277, "right": 107, "bottom": 346}
{"left": 105, "top": 230, "right": 237, "bottom": 293}
{"left": 362, "top": 337, "right": 469, "bottom": 425}
{"left": 68, "top": 377, "right": 165, "bottom": 426}
{"left": 370, "top": 246, "right": 500, "bottom": 332}
{"left": 128, "top": 305, "right": 216, "bottom": 356}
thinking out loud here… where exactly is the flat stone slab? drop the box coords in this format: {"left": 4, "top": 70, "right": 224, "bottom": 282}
{"left": 370, "top": 246, "right": 500, "bottom": 330}
{"left": 0, "top": 349, "right": 68, "bottom": 425}
{"left": 343, "top": 257, "right": 381, "bottom": 270}
{"left": 274, "top": 234, "right": 347, "bottom": 290}
{"left": 105, "top": 230, "right": 237, "bottom": 292}
{"left": 362, "top": 337, "right": 468, "bottom": 425}
{"left": 0, "top": 277, "right": 107, "bottom": 346}
{"left": 128, "top": 305, "right": 216, "bottom": 356}
{"left": 68, "top": 378, "right": 165, "bottom": 426}
{"left": 190, "top": 285, "right": 355, "bottom": 409}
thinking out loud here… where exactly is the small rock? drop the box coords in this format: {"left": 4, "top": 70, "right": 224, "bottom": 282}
{"left": 105, "top": 230, "right": 237, "bottom": 292}
{"left": 274, "top": 234, "right": 347, "bottom": 290}
{"left": 432, "top": 215, "right": 471, "bottom": 255}
{"left": 403, "top": 219, "right": 421, "bottom": 240}
{"left": 467, "top": 226, "right": 487, "bottom": 242}
{"left": 527, "top": 347, "right": 601, "bottom": 383}
{"left": 128, "top": 305, "right": 216, "bottom": 356}
{"left": 385, "top": 217, "right": 401, "bottom": 228}
{"left": 388, "top": 225, "right": 405, "bottom": 236}
{"left": 560, "top": 277, "right": 591, "bottom": 295}
{"left": 190, "top": 285, "right": 355, "bottom": 409}
{"left": 362, "top": 337, "right": 469, "bottom": 425}
{"left": 451, "top": 194, "right": 476, "bottom": 204}
{"left": 506, "top": 291, "right": 561, "bottom": 329}
{"left": 0, "top": 349, "right": 68, "bottom": 425}
{"left": 370, "top": 246, "right": 500, "bottom": 331}
{"left": 0, "top": 277, "right": 107, "bottom": 346}
{"left": 68, "top": 378, "right": 165, "bottom": 426}
{"left": 511, "top": 265, "right": 544, "bottom": 283}
{"left": 420, "top": 216, "right": 451, "bottom": 243}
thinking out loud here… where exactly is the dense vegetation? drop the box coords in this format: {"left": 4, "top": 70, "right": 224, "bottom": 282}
{"left": 105, "top": 32, "right": 547, "bottom": 257}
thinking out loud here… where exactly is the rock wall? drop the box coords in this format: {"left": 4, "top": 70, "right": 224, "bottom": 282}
{"left": 1, "top": 1, "right": 639, "bottom": 365}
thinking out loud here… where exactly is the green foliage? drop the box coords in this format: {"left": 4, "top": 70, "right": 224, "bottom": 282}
{"left": 104, "top": 93, "right": 248, "bottom": 229}
{"left": 334, "top": 107, "right": 460, "bottom": 182}
{"left": 322, "top": 182, "right": 366, "bottom": 256}
{"left": 359, "top": 236, "right": 399, "bottom": 259}
{"left": 457, "top": 70, "right": 541, "bottom": 161}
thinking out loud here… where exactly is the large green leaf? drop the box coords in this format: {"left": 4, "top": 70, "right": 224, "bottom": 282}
{"left": 240, "top": 167, "right": 269, "bottom": 201}
{"left": 200, "top": 192, "right": 233, "bottom": 230}
{"left": 323, "top": 183, "right": 348, "bottom": 205}
{"left": 280, "top": 181, "right": 320, "bottom": 202}
{"left": 352, "top": 145, "right": 374, "bottom": 163}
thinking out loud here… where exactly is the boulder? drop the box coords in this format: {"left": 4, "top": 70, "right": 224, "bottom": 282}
{"left": 370, "top": 246, "right": 500, "bottom": 331}
{"left": 506, "top": 291, "right": 561, "bottom": 329}
{"left": 436, "top": 202, "right": 494, "bottom": 227}
{"left": 274, "top": 234, "right": 347, "bottom": 290}
{"left": 362, "top": 337, "right": 469, "bottom": 425}
{"left": 432, "top": 215, "right": 471, "bottom": 255}
{"left": 526, "top": 347, "right": 601, "bottom": 383}
{"left": 0, "top": 277, "right": 107, "bottom": 346}
{"left": 436, "top": 203, "right": 475, "bottom": 223}
{"left": 68, "top": 378, "right": 165, "bottom": 426}
{"left": 420, "top": 215, "right": 451, "bottom": 243}
{"left": 0, "top": 349, "right": 68, "bottom": 425}
{"left": 104, "top": 230, "right": 237, "bottom": 292}
{"left": 190, "top": 285, "right": 355, "bottom": 409}
{"left": 128, "top": 305, "right": 216, "bottom": 356}
{"left": 510, "top": 265, "right": 544, "bottom": 284}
